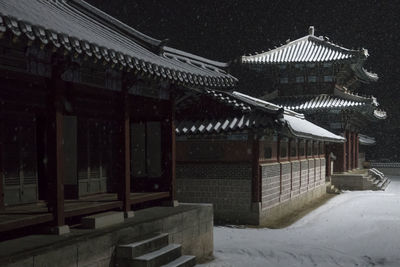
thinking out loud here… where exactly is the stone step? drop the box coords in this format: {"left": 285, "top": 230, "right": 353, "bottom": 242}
{"left": 81, "top": 211, "right": 124, "bottom": 229}
{"left": 379, "top": 178, "right": 391, "bottom": 190}
{"left": 161, "top": 255, "right": 196, "bottom": 267}
{"left": 132, "top": 244, "right": 182, "bottom": 267}
{"left": 117, "top": 233, "right": 169, "bottom": 259}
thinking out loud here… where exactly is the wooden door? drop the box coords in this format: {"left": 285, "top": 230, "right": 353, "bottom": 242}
{"left": 2, "top": 117, "right": 38, "bottom": 205}
{"left": 78, "top": 119, "right": 112, "bottom": 196}
{"left": 131, "top": 121, "right": 162, "bottom": 192}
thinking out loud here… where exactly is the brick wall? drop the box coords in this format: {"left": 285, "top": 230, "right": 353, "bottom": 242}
{"left": 308, "top": 159, "right": 315, "bottom": 190}
{"left": 176, "top": 163, "right": 253, "bottom": 224}
{"left": 300, "top": 160, "right": 308, "bottom": 193}
{"left": 261, "top": 158, "right": 326, "bottom": 210}
{"left": 321, "top": 158, "right": 326, "bottom": 180}
{"left": 261, "top": 163, "right": 280, "bottom": 210}
{"left": 291, "top": 161, "right": 300, "bottom": 197}
{"left": 280, "top": 162, "right": 291, "bottom": 202}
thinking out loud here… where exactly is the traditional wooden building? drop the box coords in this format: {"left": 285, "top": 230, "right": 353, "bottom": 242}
{"left": 175, "top": 89, "right": 345, "bottom": 225}
{"left": 237, "top": 26, "right": 387, "bottom": 184}
{"left": 0, "top": 0, "right": 237, "bottom": 236}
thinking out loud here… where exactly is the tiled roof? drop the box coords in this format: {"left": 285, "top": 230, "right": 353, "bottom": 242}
{"left": 176, "top": 90, "right": 345, "bottom": 143}
{"left": 175, "top": 113, "right": 275, "bottom": 135}
{"left": 242, "top": 35, "right": 360, "bottom": 64}
{"left": 359, "top": 134, "right": 376, "bottom": 146}
{"left": 0, "top": 0, "right": 237, "bottom": 88}
{"left": 273, "top": 88, "right": 387, "bottom": 120}
{"left": 241, "top": 27, "right": 378, "bottom": 82}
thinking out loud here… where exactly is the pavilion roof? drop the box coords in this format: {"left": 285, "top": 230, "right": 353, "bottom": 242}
{"left": 272, "top": 87, "right": 387, "bottom": 120}
{"left": 241, "top": 26, "right": 378, "bottom": 83}
{"left": 0, "top": 0, "right": 237, "bottom": 88}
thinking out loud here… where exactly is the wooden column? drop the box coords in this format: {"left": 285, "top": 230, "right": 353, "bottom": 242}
{"left": 0, "top": 137, "right": 3, "bottom": 210}
{"left": 46, "top": 78, "right": 65, "bottom": 226}
{"left": 347, "top": 131, "right": 352, "bottom": 171}
{"left": 118, "top": 87, "right": 131, "bottom": 214}
{"left": 251, "top": 131, "right": 261, "bottom": 203}
{"left": 326, "top": 144, "right": 331, "bottom": 178}
{"left": 162, "top": 92, "right": 177, "bottom": 203}
{"left": 352, "top": 132, "right": 356, "bottom": 170}
{"left": 355, "top": 133, "right": 359, "bottom": 168}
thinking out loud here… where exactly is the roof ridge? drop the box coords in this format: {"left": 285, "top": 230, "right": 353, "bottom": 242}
{"left": 242, "top": 31, "right": 366, "bottom": 63}
{"left": 68, "top": 0, "right": 163, "bottom": 53}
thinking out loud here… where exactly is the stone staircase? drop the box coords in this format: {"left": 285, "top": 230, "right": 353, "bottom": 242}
{"left": 116, "top": 233, "right": 196, "bottom": 267}
{"left": 332, "top": 168, "right": 391, "bottom": 191}
{"left": 366, "top": 168, "right": 391, "bottom": 190}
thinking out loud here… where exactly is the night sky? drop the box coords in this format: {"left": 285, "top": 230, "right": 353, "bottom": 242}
{"left": 88, "top": 0, "right": 400, "bottom": 160}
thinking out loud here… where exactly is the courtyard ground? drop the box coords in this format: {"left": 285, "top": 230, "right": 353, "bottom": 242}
{"left": 199, "top": 175, "right": 400, "bottom": 267}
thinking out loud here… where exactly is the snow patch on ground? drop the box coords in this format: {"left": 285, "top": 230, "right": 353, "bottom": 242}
{"left": 200, "top": 176, "right": 400, "bottom": 267}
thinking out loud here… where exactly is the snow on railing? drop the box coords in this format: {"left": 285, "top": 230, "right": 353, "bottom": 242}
{"left": 371, "top": 162, "right": 400, "bottom": 168}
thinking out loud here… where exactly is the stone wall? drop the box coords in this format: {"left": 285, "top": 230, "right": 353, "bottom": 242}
{"left": 261, "top": 162, "right": 280, "bottom": 209}
{"left": 2, "top": 205, "right": 213, "bottom": 267}
{"left": 176, "top": 163, "right": 254, "bottom": 224}
{"left": 259, "top": 157, "right": 326, "bottom": 225}
{"left": 176, "top": 158, "right": 327, "bottom": 226}
{"left": 300, "top": 160, "right": 308, "bottom": 194}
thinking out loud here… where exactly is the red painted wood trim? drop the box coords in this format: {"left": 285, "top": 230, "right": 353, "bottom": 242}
{"left": 0, "top": 126, "right": 3, "bottom": 210}
{"left": 170, "top": 99, "right": 177, "bottom": 202}
{"left": 352, "top": 132, "right": 356, "bottom": 170}
{"left": 46, "top": 78, "right": 66, "bottom": 227}
{"left": 355, "top": 133, "right": 359, "bottom": 168}
{"left": 251, "top": 132, "right": 261, "bottom": 203}
{"left": 65, "top": 201, "right": 123, "bottom": 218}
{"left": 120, "top": 87, "right": 131, "bottom": 213}
{"left": 0, "top": 213, "right": 54, "bottom": 233}
{"left": 177, "top": 160, "right": 253, "bottom": 164}
{"left": 346, "top": 131, "right": 350, "bottom": 170}
{"left": 129, "top": 191, "right": 170, "bottom": 205}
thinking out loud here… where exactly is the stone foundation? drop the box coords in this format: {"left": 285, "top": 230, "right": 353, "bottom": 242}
{"left": 0, "top": 204, "right": 213, "bottom": 267}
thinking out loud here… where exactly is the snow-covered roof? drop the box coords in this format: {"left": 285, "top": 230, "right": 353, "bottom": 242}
{"left": 176, "top": 90, "right": 345, "bottom": 142}
{"left": 241, "top": 26, "right": 378, "bottom": 83}
{"left": 359, "top": 134, "right": 376, "bottom": 146}
{"left": 273, "top": 87, "right": 387, "bottom": 120}
{"left": 0, "top": 0, "right": 237, "bottom": 88}
{"left": 283, "top": 114, "right": 345, "bottom": 143}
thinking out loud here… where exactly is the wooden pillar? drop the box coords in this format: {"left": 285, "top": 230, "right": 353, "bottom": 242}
{"left": 347, "top": 130, "right": 352, "bottom": 171}
{"left": 251, "top": 132, "right": 261, "bottom": 203}
{"left": 352, "top": 132, "right": 356, "bottom": 170}
{"left": 355, "top": 133, "right": 359, "bottom": 168}
{"left": 326, "top": 143, "right": 331, "bottom": 178}
{"left": 163, "top": 93, "right": 176, "bottom": 203}
{"left": 46, "top": 78, "right": 65, "bottom": 227}
{"left": 118, "top": 87, "right": 131, "bottom": 214}
{"left": 0, "top": 138, "right": 3, "bottom": 210}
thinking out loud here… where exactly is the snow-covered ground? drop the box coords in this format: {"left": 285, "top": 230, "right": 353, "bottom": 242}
{"left": 200, "top": 175, "right": 400, "bottom": 267}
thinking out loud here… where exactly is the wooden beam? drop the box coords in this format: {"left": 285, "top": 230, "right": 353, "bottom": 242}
{"left": 251, "top": 131, "right": 261, "bottom": 203}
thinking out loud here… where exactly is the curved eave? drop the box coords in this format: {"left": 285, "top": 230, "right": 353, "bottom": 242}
{"left": 373, "top": 109, "right": 387, "bottom": 120}
{"left": 241, "top": 35, "right": 361, "bottom": 65}
{"left": 359, "top": 134, "right": 376, "bottom": 146}
{"left": 0, "top": 0, "right": 237, "bottom": 89}
{"left": 283, "top": 114, "right": 346, "bottom": 143}
{"left": 351, "top": 63, "right": 379, "bottom": 83}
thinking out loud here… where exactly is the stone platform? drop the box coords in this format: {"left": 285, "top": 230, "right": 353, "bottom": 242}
{"left": 0, "top": 204, "right": 213, "bottom": 267}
